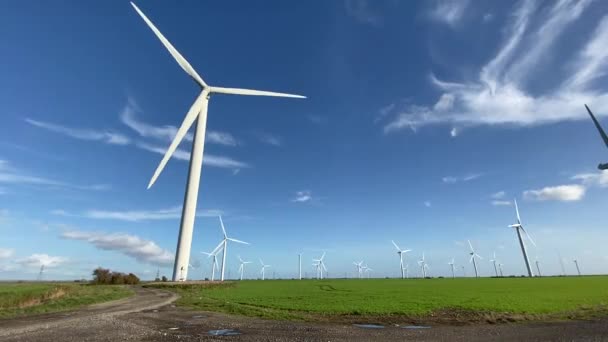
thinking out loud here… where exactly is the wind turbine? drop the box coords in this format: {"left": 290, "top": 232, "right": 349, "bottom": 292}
{"left": 130, "top": 3, "right": 305, "bottom": 282}
{"left": 217, "top": 216, "right": 249, "bottom": 281}
{"left": 584, "top": 104, "right": 608, "bottom": 170}
{"left": 448, "top": 258, "right": 455, "bottom": 278}
{"left": 403, "top": 263, "right": 410, "bottom": 279}
{"left": 468, "top": 240, "right": 483, "bottom": 278}
{"left": 37, "top": 265, "right": 45, "bottom": 281}
{"left": 490, "top": 252, "right": 498, "bottom": 277}
{"left": 508, "top": 199, "right": 536, "bottom": 277}
{"left": 353, "top": 261, "right": 364, "bottom": 279}
{"left": 418, "top": 253, "right": 429, "bottom": 278}
{"left": 535, "top": 257, "right": 542, "bottom": 277}
{"left": 363, "top": 265, "right": 373, "bottom": 279}
{"left": 237, "top": 255, "right": 251, "bottom": 281}
{"left": 202, "top": 241, "right": 223, "bottom": 281}
{"left": 298, "top": 253, "right": 302, "bottom": 280}
{"left": 313, "top": 252, "right": 327, "bottom": 280}
{"left": 391, "top": 240, "right": 411, "bottom": 279}
{"left": 498, "top": 263, "right": 504, "bottom": 277}
{"left": 574, "top": 259, "right": 581, "bottom": 276}
{"left": 259, "top": 259, "right": 271, "bottom": 280}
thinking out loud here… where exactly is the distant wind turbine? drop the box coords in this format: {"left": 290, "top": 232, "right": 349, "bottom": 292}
{"left": 468, "top": 240, "right": 483, "bottom": 278}
{"left": 508, "top": 199, "right": 536, "bottom": 277}
{"left": 259, "top": 259, "right": 271, "bottom": 280}
{"left": 217, "top": 216, "right": 249, "bottom": 281}
{"left": 498, "top": 263, "right": 504, "bottom": 277}
{"left": 418, "top": 253, "right": 429, "bottom": 278}
{"left": 574, "top": 259, "right": 581, "bottom": 276}
{"left": 298, "top": 253, "right": 302, "bottom": 280}
{"left": 313, "top": 252, "right": 327, "bottom": 279}
{"left": 448, "top": 258, "right": 455, "bottom": 278}
{"left": 202, "top": 240, "right": 223, "bottom": 281}
{"left": 130, "top": 2, "right": 305, "bottom": 281}
{"left": 353, "top": 261, "right": 364, "bottom": 279}
{"left": 535, "top": 257, "right": 542, "bottom": 277}
{"left": 391, "top": 240, "right": 411, "bottom": 279}
{"left": 490, "top": 252, "right": 499, "bottom": 277}
{"left": 237, "top": 255, "right": 251, "bottom": 281}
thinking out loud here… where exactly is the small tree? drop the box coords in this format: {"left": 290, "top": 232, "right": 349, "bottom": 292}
{"left": 161, "top": 276, "right": 168, "bottom": 282}
{"left": 92, "top": 267, "right": 111, "bottom": 284}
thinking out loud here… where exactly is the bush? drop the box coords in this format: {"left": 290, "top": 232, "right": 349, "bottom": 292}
{"left": 92, "top": 267, "right": 140, "bottom": 285}
{"left": 161, "top": 276, "right": 168, "bottom": 282}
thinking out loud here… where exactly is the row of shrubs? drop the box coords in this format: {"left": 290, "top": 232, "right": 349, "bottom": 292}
{"left": 92, "top": 267, "right": 140, "bottom": 285}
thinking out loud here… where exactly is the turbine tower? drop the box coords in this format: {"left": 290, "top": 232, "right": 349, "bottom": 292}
{"left": 574, "top": 259, "right": 581, "bottom": 276}
{"left": 468, "top": 240, "right": 482, "bottom": 278}
{"left": 130, "top": 2, "right": 305, "bottom": 281}
{"left": 237, "top": 255, "right": 251, "bottom": 281}
{"left": 259, "top": 259, "right": 271, "bottom": 280}
{"left": 584, "top": 104, "right": 608, "bottom": 170}
{"left": 298, "top": 253, "right": 302, "bottom": 280}
{"left": 391, "top": 240, "right": 411, "bottom": 279}
{"left": 217, "top": 216, "right": 249, "bottom": 281}
{"left": 448, "top": 258, "right": 455, "bottom": 278}
{"left": 535, "top": 257, "right": 542, "bottom": 277}
{"left": 508, "top": 199, "right": 536, "bottom": 277}
{"left": 353, "top": 261, "right": 364, "bottom": 279}
{"left": 490, "top": 252, "right": 498, "bottom": 277}
{"left": 418, "top": 253, "right": 429, "bottom": 278}
{"left": 37, "top": 265, "right": 45, "bottom": 281}
{"left": 498, "top": 263, "right": 504, "bottom": 277}
{"left": 313, "top": 252, "right": 327, "bottom": 280}
{"left": 202, "top": 240, "right": 223, "bottom": 281}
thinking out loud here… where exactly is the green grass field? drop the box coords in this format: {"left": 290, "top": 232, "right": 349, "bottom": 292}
{"left": 0, "top": 283, "right": 133, "bottom": 318}
{"left": 149, "top": 276, "right": 608, "bottom": 322}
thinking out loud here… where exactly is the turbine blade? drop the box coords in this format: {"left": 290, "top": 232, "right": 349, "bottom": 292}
{"left": 521, "top": 226, "right": 537, "bottom": 247}
{"left": 147, "top": 91, "right": 206, "bottom": 188}
{"left": 130, "top": 2, "right": 207, "bottom": 88}
{"left": 585, "top": 104, "right": 608, "bottom": 148}
{"left": 227, "top": 237, "right": 250, "bottom": 245}
{"left": 210, "top": 240, "right": 224, "bottom": 256}
{"left": 470, "top": 255, "right": 474, "bottom": 263}
{"left": 259, "top": 259, "right": 264, "bottom": 266}
{"left": 218, "top": 215, "right": 227, "bottom": 237}
{"left": 322, "top": 263, "right": 327, "bottom": 271}
{"left": 468, "top": 240, "right": 474, "bottom": 252}
{"left": 321, "top": 252, "right": 326, "bottom": 260}
{"left": 391, "top": 240, "right": 401, "bottom": 251}
{"left": 514, "top": 198, "right": 522, "bottom": 224}
{"left": 209, "top": 86, "right": 305, "bottom": 99}
{"left": 475, "top": 254, "right": 483, "bottom": 260}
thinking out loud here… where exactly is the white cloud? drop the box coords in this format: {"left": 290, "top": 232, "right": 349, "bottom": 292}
{"left": 0, "top": 248, "right": 14, "bottom": 259}
{"left": 56, "top": 207, "right": 222, "bottom": 222}
{"left": 61, "top": 230, "right": 173, "bottom": 266}
{"left": 120, "top": 100, "right": 237, "bottom": 146}
{"left": 491, "top": 191, "right": 506, "bottom": 199}
{"left": 16, "top": 254, "right": 67, "bottom": 268}
{"left": 492, "top": 200, "right": 512, "bottom": 206}
{"left": 344, "top": 0, "right": 383, "bottom": 26}
{"left": 450, "top": 127, "right": 459, "bottom": 137}
{"left": 135, "top": 142, "right": 248, "bottom": 169}
{"left": 429, "top": 0, "right": 470, "bottom": 27}
{"left": 257, "top": 133, "right": 282, "bottom": 147}
{"left": 442, "top": 173, "right": 482, "bottom": 183}
{"left": 25, "top": 118, "right": 130, "bottom": 145}
{"left": 572, "top": 171, "right": 608, "bottom": 187}
{"left": 0, "top": 160, "right": 109, "bottom": 191}
{"left": 483, "top": 13, "right": 494, "bottom": 22}
{"left": 292, "top": 190, "right": 313, "bottom": 203}
{"left": 523, "top": 184, "right": 586, "bottom": 201}
{"left": 383, "top": 1, "right": 608, "bottom": 135}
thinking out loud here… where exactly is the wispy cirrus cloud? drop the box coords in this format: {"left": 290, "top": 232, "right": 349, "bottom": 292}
{"left": 442, "top": 173, "right": 482, "bottom": 184}
{"left": 492, "top": 200, "right": 512, "bottom": 206}
{"left": 25, "top": 118, "right": 130, "bottom": 145}
{"left": 428, "top": 0, "right": 470, "bottom": 27}
{"left": 0, "top": 159, "right": 109, "bottom": 191}
{"left": 61, "top": 229, "right": 173, "bottom": 266}
{"left": 16, "top": 254, "right": 68, "bottom": 268}
{"left": 523, "top": 184, "right": 586, "bottom": 202}
{"left": 382, "top": 0, "right": 608, "bottom": 135}
{"left": 490, "top": 191, "right": 511, "bottom": 205}
{"left": 292, "top": 190, "right": 313, "bottom": 203}
{"left": 256, "top": 132, "right": 282, "bottom": 147}
{"left": 53, "top": 207, "right": 222, "bottom": 222}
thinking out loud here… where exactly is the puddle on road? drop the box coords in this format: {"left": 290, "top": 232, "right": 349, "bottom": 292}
{"left": 192, "top": 315, "right": 205, "bottom": 319}
{"left": 403, "top": 325, "right": 431, "bottom": 329}
{"left": 208, "top": 329, "right": 242, "bottom": 336}
{"left": 168, "top": 327, "right": 179, "bottom": 331}
{"left": 353, "top": 324, "right": 385, "bottom": 329}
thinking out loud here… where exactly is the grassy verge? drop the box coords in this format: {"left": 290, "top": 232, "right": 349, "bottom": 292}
{"left": 146, "top": 276, "right": 608, "bottom": 324}
{"left": 0, "top": 282, "right": 133, "bottom": 319}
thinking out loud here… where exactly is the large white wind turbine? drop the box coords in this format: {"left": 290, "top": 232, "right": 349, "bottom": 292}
{"left": 391, "top": 240, "right": 411, "bottom": 279}
{"left": 468, "top": 240, "right": 483, "bottom": 278}
{"left": 490, "top": 252, "right": 499, "bottom": 277}
{"left": 313, "top": 252, "right": 327, "bottom": 280}
{"left": 448, "top": 258, "right": 455, "bottom": 278}
{"left": 509, "top": 199, "right": 537, "bottom": 277}
{"left": 202, "top": 240, "right": 224, "bottom": 281}
{"left": 259, "top": 259, "right": 271, "bottom": 280}
{"left": 237, "top": 255, "right": 251, "bottom": 281}
{"left": 217, "top": 216, "right": 249, "bottom": 281}
{"left": 131, "top": 2, "right": 305, "bottom": 281}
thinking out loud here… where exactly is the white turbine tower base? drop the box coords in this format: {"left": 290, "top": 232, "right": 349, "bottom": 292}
{"left": 468, "top": 240, "right": 483, "bottom": 278}
{"left": 392, "top": 240, "right": 411, "bottom": 279}
{"left": 130, "top": 2, "right": 305, "bottom": 281}
{"left": 509, "top": 199, "right": 536, "bottom": 277}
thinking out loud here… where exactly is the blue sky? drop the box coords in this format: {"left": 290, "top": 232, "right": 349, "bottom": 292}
{"left": 2, "top": 0, "right": 608, "bottom": 280}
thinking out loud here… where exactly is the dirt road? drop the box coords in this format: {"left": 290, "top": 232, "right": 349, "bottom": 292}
{"left": 1, "top": 286, "right": 607, "bottom": 341}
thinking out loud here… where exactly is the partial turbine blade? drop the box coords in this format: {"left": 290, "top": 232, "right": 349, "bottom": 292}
{"left": 147, "top": 91, "right": 206, "bottom": 188}
{"left": 475, "top": 254, "right": 483, "bottom": 260}
{"left": 210, "top": 240, "right": 224, "bottom": 256}
{"left": 514, "top": 198, "right": 522, "bottom": 224}
{"left": 585, "top": 104, "right": 608, "bottom": 148}
{"left": 391, "top": 240, "right": 401, "bottom": 251}
{"left": 470, "top": 255, "right": 474, "bottom": 263}
{"left": 521, "top": 227, "right": 537, "bottom": 247}
{"left": 209, "top": 86, "right": 305, "bottom": 99}
{"left": 468, "top": 240, "right": 474, "bottom": 252}
{"left": 130, "top": 2, "right": 207, "bottom": 88}
{"left": 218, "top": 216, "right": 227, "bottom": 238}
{"left": 227, "top": 238, "right": 250, "bottom": 245}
